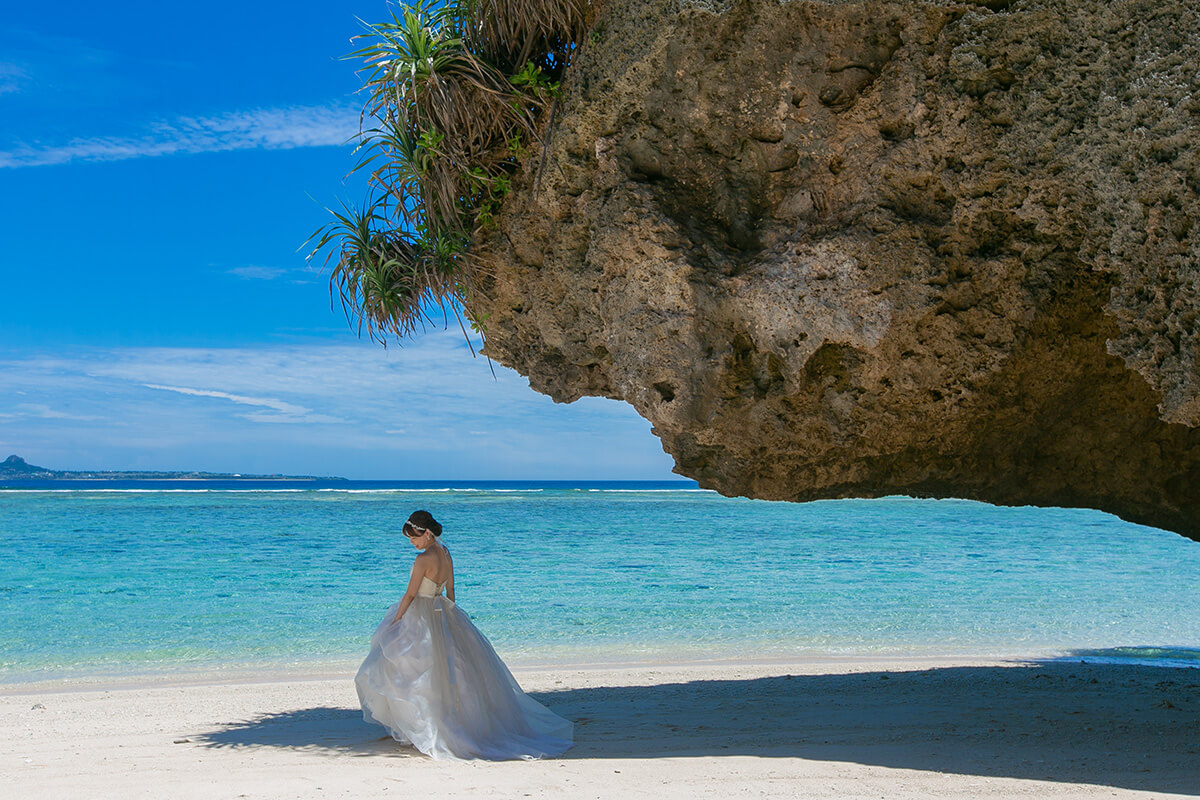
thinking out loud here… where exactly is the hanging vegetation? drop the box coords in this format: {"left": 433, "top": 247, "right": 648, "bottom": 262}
{"left": 307, "top": 0, "right": 597, "bottom": 343}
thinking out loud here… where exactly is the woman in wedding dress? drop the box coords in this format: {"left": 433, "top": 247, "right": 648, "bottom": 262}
{"left": 355, "top": 510, "right": 573, "bottom": 760}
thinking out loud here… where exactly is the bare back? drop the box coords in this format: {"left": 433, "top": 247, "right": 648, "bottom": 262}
{"left": 417, "top": 543, "right": 453, "bottom": 586}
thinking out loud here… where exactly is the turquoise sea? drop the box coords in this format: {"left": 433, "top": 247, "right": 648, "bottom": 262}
{"left": 2, "top": 482, "right": 1199, "bottom": 683}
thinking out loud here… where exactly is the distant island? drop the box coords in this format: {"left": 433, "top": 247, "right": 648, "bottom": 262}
{"left": 0, "top": 455, "right": 345, "bottom": 482}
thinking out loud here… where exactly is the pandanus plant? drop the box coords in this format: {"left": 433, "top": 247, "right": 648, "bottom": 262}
{"left": 454, "top": 0, "right": 593, "bottom": 73}
{"left": 350, "top": 3, "right": 534, "bottom": 232}
{"left": 310, "top": 199, "right": 470, "bottom": 342}
{"left": 308, "top": 0, "right": 597, "bottom": 344}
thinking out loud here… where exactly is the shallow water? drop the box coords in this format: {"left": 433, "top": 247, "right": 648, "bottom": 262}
{"left": 2, "top": 483, "right": 1198, "bottom": 681}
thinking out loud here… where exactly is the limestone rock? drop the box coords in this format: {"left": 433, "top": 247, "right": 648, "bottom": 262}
{"left": 474, "top": 0, "right": 1200, "bottom": 540}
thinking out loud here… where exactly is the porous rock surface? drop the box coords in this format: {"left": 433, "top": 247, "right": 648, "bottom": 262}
{"left": 473, "top": 0, "right": 1200, "bottom": 539}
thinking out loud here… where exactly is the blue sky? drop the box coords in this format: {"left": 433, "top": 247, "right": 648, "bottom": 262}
{"left": 0, "top": 1, "right": 679, "bottom": 480}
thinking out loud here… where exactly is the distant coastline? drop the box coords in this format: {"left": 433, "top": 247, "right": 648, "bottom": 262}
{"left": 0, "top": 454, "right": 344, "bottom": 482}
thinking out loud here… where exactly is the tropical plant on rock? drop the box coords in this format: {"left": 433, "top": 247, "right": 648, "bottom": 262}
{"left": 307, "top": 0, "right": 596, "bottom": 344}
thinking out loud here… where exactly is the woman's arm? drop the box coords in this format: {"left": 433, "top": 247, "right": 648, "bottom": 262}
{"left": 446, "top": 552, "right": 455, "bottom": 603}
{"left": 391, "top": 556, "right": 428, "bottom": 624}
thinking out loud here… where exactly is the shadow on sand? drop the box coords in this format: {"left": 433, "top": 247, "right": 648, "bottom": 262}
{"left": 195, "top": 661, "right": 1199, "bottom": 794}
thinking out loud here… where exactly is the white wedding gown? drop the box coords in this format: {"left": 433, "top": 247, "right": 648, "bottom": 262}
{"left": 355, "top": 576, "right": 573, "bottom": 760}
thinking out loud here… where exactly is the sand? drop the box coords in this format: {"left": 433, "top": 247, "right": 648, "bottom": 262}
{"left": 2, "top": 657, "right": 1196, "bottom": 799}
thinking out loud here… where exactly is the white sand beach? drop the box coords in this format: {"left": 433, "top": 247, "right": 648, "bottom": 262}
{"left": 2, "top": 657, "right": 1196, "bottom": 799}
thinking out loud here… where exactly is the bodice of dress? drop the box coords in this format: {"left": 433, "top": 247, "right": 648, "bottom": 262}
{"left": 417, "top": 576, "right": 447, "bottom": 597}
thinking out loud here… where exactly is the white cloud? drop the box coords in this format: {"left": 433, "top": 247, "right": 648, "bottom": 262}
{"left": 0, "top": 103, "right": 359, "bottom": 168}
{"left": 142, "top": 383, "right": 342, "bottom": 424}
{"left": 0, "top": 334, "right": 678, "bottom": 479}
{"left": 0, "top": 63, "right": 27, "bottom": 96}
{"left": 143, "top": 384, "right": 305, "bottom": 413}
{"left": 226, "top": 266, "right": 289, "bottom": 280}
{"left": 0, "top": 29, "right": 119, "bottom": 100}
{"left": 11, "top": 403, "right": 101, "bottom": 421}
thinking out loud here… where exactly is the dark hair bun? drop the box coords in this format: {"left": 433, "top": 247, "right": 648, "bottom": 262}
{"left": 408, "top": 510, "right": 442, "bottom": 536}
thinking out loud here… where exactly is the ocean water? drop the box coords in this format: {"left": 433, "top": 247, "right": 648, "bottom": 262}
{"left": 2, "top": 482, "right": 1199, "bottom": 682}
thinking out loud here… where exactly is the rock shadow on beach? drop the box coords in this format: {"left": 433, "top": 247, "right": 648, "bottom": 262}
{"left": 194, "top": 661, "right": 1198, "bottom": 794}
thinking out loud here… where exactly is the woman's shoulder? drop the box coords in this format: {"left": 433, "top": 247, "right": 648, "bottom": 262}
{"left": 412, "top": 547, "right": 449, "bottom": 566}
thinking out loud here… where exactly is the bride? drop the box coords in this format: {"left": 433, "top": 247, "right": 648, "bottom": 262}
{"left": 355, "top": 510, "right": 573, "bottom": 760}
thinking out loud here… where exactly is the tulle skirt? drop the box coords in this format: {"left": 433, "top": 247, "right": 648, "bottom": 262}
{"left": 354, "top": 595, "right": 573, "bottom": 761}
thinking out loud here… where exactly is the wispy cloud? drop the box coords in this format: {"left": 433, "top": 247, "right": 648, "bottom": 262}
{"left": 11, "top": 403, "right": 102, "bottom": 421}
{"left": 143, "top": 384, "right": 342, "bottom": 424}
{"left": 226, "top": 266, "right": 289, "bottom": 281}
{"left": 0, "top": 63, "right": 27, "bottom": 96}
{"left": 225, "top": 265, "right": 318, "bottom": 285}
{"left": 0, "top": 29, "right": 118, "bottom": 102}
{"left": 0, "top": 103, "right": 359, "bottom": 168}
{"left": 0, "top": 335, "right": 676, "bottom": 479}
